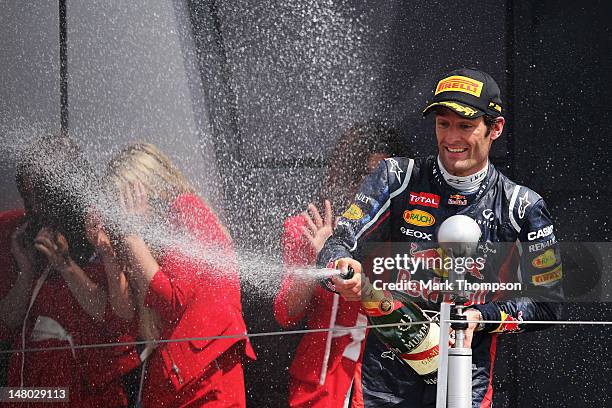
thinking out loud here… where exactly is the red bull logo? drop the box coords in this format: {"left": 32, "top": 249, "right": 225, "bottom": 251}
{"left": 492, "top": 311, "right": 524, "bottom": 333}
{"left": 448, "top": 194, "right": 467, "bottom": 206}
{"left": 395, "top": 269, "right": 488, "bottom": 305}
{"left": 467, "top": 263, "right": 485, "bottom": 280}
{"left": 410, "top": 247, "right": 446, "bottom": 278}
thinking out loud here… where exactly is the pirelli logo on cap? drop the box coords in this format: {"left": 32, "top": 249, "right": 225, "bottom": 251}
{"left": 435, "top": 75, "right": 483, "bottom": 97}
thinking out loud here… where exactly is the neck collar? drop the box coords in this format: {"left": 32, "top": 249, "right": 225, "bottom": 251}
{"left": 436, "top": 156, "right": 488, "bottom": 193}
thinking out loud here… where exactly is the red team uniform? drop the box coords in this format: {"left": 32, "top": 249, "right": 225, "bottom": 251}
{"left": 140, "top": 193, "right": 255, "bottom": 407}
{"left": 0, "top": 210, "right": 136, "bottom": 407}
{"left": 0, "top": 194, "right": 255, "bottom": 407}
{"left": 275, "top": 215, "right": 366, "bottom": 407}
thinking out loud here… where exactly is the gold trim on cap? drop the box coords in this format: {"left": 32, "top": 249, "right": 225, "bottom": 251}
{"left": 488, "top": 102, "right": 502, "bottom": 113}
{"left": 423, "top": 101, "right": 480, "bottom": 117}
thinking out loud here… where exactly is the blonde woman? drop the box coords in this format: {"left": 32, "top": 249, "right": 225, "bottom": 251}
{"left": 105, "top": 142, "right": 255, "bottom": 407}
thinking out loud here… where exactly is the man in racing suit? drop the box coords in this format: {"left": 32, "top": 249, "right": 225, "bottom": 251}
{"left": 317, "top": 68, "right": 563, "bottom": 407}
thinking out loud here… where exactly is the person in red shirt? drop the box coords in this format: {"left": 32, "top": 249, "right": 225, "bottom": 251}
{"left": 274, "top": 121, "right": 405, "bottom": 407}
{"left": 102, "top": 142, "right": 255, "bottom": 407}
{"left": 0, "top": 136, "right": 136, "bottom": 407}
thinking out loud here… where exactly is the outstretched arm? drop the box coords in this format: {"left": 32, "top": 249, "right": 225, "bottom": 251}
{"left": 317, "top": 159, "right": 402, "bottom": 300}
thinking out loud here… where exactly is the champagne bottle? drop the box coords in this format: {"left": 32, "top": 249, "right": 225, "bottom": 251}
{"left": 352, "top": 269, "right": 440, "bottom": 384}
{"left": 320, "top": 264, "right": 440, "bottom": 384}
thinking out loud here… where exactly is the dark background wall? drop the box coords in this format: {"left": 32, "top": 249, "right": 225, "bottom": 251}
{"left": 1, "top": 0, "right": 610, "bottom": 406}
{"left": 495, "top": 2, "right": 612, "bottom": 407}
{"left": 191, "top": 1, "right": 610, "bottom": 406}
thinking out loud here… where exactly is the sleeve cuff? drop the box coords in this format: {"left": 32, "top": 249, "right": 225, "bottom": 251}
{"left": 472, "top": 302, "right": 501, "bottom": 333}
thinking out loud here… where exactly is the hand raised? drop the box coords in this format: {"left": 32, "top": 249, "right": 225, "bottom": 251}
{"left": 85, "top": 210, "right": 114, "bottom": 257}
{"left": 117, "top": 180, "right": 151, "bottom": 235}
{"left": 34, "top": 227, "right": 72, "bottom": 271}
{"left": 300, "top": 200, "right": 334, "bottom": 255}
{"left": 119, "top": 180, "right": 150, "bottom": 218}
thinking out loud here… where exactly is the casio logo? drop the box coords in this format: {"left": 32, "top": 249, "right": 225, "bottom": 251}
{"left": 527, "top": 225, "right": 554, "bottom": 241}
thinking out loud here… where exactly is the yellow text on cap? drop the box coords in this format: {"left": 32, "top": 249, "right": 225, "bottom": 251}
{"left": 435, "top": 75, "right": 483, "bottom": 97}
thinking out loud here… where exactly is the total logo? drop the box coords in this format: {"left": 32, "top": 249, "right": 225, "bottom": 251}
{"left": 409, "top": 192, "right": 440, "bottom": 209}
{"left": 400, "top": 227, "right": 432, "bottom": 241}
{"left": 403, "top": 209, "right": 436, "bottom": 227}
{"left": 527, "top": 225, "right": 554, "bottom": 241}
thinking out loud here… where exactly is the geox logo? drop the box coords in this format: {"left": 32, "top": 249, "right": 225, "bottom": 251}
{"left": 435, "top": 75, "right": 483, "bottom": 97}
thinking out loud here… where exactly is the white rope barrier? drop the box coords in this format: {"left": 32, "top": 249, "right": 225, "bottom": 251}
{"left": 2, "top": 319, "right": 612, "bottom": 355}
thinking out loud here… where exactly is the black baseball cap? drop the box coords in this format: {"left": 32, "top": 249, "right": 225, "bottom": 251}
{"left": 422, "top": 68, "right": 503, "bottom": 118}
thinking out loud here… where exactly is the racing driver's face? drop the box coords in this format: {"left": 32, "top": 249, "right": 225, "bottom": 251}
{"left": 435, "top": 108, "right": 504, "bottom": 177}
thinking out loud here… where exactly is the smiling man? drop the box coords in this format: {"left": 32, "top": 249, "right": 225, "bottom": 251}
{"left": 424, "top": 68, "right": 505, "bottom": 178}
{"left": 317, "top": 68, "right": 563, "bottom": 407}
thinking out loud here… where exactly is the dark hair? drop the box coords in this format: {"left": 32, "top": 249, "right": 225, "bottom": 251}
{"left": 320, "top": 120, "right": 405, "bottom": 210}
{"left": 483, "top": 114, "right": 499, "bottom": 134}
{"left": 16, "top": 135, "right": 96, "bottom": 265}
